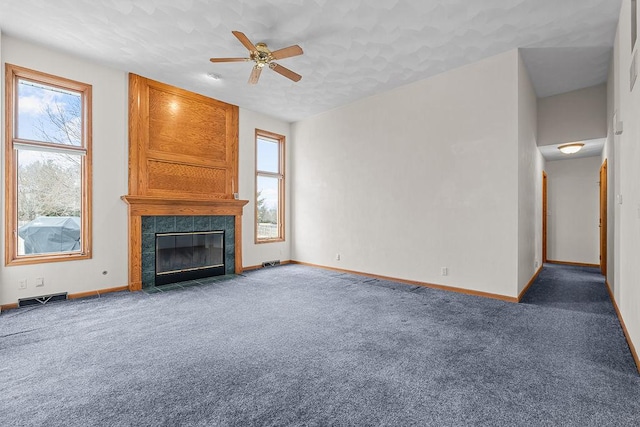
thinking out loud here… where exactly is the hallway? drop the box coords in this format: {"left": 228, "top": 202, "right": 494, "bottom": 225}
{"left": 521, "top": 263, "right": 636, "bottom": 374}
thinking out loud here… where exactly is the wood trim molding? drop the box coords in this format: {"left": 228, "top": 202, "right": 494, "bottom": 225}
{"left": 0, "top": 285, "right": 129, "bottom": 312}
{"left": 542, "top": 171, "right": 548, "bottom": 263}
{"left": 605, "top": 280, "right": 640, "bottom": 374}
{"left": 599, "top": 159, "right": 608, "bottom": 275}
{"left": 0, "top": 303, "right": 19, "bottom": 311}
{"left": 68, "top": 286, "right": 129, "bottom": 300}
{"left": 518, "top": 266, "right": 543, "bottom": 302}
{"left": 121, "top": 196, "right": 248, "bottom": 216}
{"left": 243, "top": 260, "right": 292, "bottom": 271}
{"left": 289, "top": 261, "right": 518, "bottom": 303}
{"left": 546, "top": 260, "right": 600, "bottom": 268}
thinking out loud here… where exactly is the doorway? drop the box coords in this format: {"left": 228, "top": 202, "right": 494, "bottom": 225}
{"left": 542, "top": 171, "right": 547, "bottom": 263}
{"left": 599, "top": 159, "right": 608, "bottom": 276}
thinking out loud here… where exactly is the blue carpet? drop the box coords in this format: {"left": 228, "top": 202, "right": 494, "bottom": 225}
{"left": 1, "top": 264, "right": 638, "bottom": 426}
{"left": 521, "top": 263, "right": 613, "bottom": 315}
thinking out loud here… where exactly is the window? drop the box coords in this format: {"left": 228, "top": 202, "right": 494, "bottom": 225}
{"left": 5, "top": 64, "right": 92, "bottom": 265}
{"left": 255, "top": 130, "right": 285, "bottom": 243}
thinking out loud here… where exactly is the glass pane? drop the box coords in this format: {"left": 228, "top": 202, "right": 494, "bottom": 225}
{"left": 257, "top": 137, "right": 279, "bottom": 173}
{"left": 17, "top": 149, "right": 82, "bottom": 255}
{"left": 17, "top": 79, "right": 82, "bottom": 146}
{"left": 257, "top": 175, "right": 280, "bottom": 239}
{"left": 156, "top": 233, "right": 224, "bottom": 273}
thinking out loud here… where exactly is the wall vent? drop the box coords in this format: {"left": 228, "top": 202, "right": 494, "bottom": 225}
{"left": 18, "top": 292, "right": 68, "bottom": 308}
{"left": 261, "top": 260, "right": 281, "bottom": 268}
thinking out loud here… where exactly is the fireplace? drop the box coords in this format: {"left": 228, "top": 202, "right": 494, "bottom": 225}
{"left": 139, "top": 214, "right": 237, "bottom": 288}
{"left": 123, "top": 76, "right": 247, "bottom": 292}
{"left": 155, "top": 231, "right": 225, "bottom": 286}
{"left": 122, "top": 196, "right": 248, "bottom": 291}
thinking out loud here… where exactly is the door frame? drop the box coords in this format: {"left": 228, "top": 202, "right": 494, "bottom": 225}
{"left": 600, "top": 159, "right": 608, "bottom": 276}
{"left": 542, "top": 171, "right": 547, "bottom": 263}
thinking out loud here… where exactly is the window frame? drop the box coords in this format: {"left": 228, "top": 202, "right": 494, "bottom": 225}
{"left": 254, "top": 129, "right": 285, "bottom": 244}
{"left": 5, "top": 64, "right": 92, "bottom": 266}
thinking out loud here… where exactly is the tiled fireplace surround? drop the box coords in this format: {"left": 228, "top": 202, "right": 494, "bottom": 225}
{"left": 141, "top": 215, "right": 235, "bottom": 288}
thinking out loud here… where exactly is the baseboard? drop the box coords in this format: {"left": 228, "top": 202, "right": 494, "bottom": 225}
{"left": 289, "top": 261, "right": 518, "bottom": 303}
{"left": 0, "top": 285, "right": 128, "bottom": 312}
{"left": 0, "top": 302, "right": 19, "bottom": 311}
{"left": 605, "top": 280, "right": 640, "bottom": 375}
{"left": 517, "top": 266, "right": 543, "bottom": 302}
{"left": 243, "top": 260, "right": 291, "bottom": 272}
{"left": 68, "top": 286, "right": 129, "bottom": 300}
{"left": 546, "top": 260, "right": 600, "bottom": 268}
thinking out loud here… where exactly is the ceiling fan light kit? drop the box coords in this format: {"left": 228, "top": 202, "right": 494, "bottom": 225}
{"left": 210, "top": 31, "right": 303, "bottom": 85}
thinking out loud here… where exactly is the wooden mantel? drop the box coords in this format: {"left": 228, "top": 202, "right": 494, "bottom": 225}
{"left": 122, "top": 195, "right": 248, "bottom": 216}
{"left": 122, "top": 195, "right": 249, "bottom": 291}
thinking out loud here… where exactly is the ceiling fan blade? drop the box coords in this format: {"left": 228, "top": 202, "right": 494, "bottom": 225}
{"left": 248, "top": 66, "right": 262, "bottom": 85}
{"left": 209, "top": 57, "right": 250, "bottom": 63}
{"left": 269, "top": 63, "right": 302, "bottom": 82}
{"left": 271, "top": 45, "right": 303, "bottom": 60}
{"left": 232, "top": 31, "right": 257, "bottom": 52}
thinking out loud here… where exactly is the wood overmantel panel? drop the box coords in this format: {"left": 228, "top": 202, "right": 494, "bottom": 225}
{"left": 124, "top": 74, "right": 246, "bottom": 291}
{"left": 128, "top": 73, "right": 239, "bottom": 198}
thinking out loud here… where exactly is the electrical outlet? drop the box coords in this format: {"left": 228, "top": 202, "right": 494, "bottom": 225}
{"left": 441, "top": 267, "right": 448, "bottom": 276}
{"left": 19, "top": 279, "right": 27, "bottom": 289}
{"left": 335, "top": 253, "right": 341, "bottom": 261}
{"left": 35, "top": 277, "right": 44, "bottom": 287}
{"left": 535, "top": 260, "right": 539, "bottom": 269}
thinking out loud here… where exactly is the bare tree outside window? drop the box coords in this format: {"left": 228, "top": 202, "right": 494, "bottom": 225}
{"left": 255, "top": 130, "right": 285, "bottom": 243}
{"left": 5, "top": 64, "right": 92, "bottom": 265}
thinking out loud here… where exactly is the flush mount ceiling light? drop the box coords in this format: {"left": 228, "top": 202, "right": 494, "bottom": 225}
{"left": 558, "top": 142, "right": 585, "bottom": 154}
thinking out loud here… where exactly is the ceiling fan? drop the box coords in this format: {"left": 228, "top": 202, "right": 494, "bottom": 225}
{"left": 210, "top": 31, "right": 304, "bottom": 84}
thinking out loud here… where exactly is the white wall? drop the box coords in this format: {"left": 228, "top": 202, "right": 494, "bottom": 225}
{"left": 517, "top": 52, "right": 544, "bottom": 292}
{"left": 537, "top": 84, "right": 607, "bottom": 146}
{"left": 604, "top": 51, "right": 617, "bottom": 292}
{"left": 292, "top": 50, "right": 521, "bottom": 298}
{"left": 1, "top": 36, "right": 129, "bottom": 305}
{"left": 545, "top": 156, "right": 601, "bottom": 265}
{"left": 609, "top": 0, "right": 640, "bottom": 363}
{"left": 238, "top": 108, "right": 292, "bottom": 268}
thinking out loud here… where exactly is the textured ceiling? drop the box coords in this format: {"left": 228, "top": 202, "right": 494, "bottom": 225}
{"left": 0, "top": 0, "right": 622, "bottom": 122}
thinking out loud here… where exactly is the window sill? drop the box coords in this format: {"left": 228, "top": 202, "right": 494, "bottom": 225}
{"left": 6, "top": 252, "right": 91, "bottom": 267}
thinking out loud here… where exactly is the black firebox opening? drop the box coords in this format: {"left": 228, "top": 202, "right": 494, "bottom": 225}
{"left": 155, "top": 231, "right": 224, "bottom": 286}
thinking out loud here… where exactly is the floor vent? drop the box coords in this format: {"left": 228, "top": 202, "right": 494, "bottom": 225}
{"left": 18, "top": 292, "right": 68, "bottom": 308}
{"left": 261, "top": 260, "right": 281, "bottom": 268}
